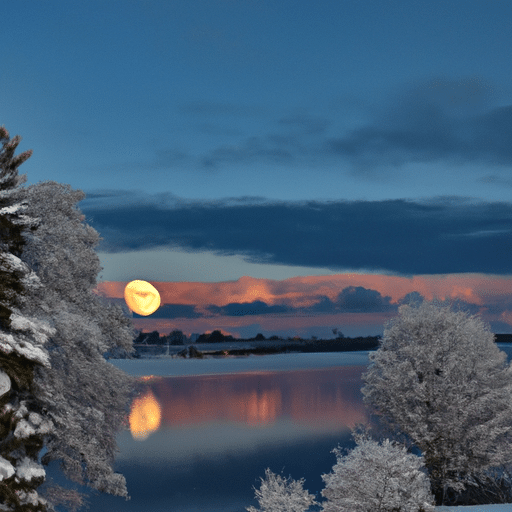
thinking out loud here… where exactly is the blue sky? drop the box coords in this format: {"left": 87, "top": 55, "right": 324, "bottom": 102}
{"left": 4, "top": 0, "right": 512, "bottom": 204}
{"left": 2, "top": 1, "right": 512, "bottom": 336}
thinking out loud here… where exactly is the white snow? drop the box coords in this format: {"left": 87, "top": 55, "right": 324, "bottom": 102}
{"left": 0, "top": 316, "right": 51, "bottom": 366}
{"left": 14, "top": 411, "right": 53, "bottom": 438}
{"left": 28, "top": 412, "right": 42, "bottom": 426}
{"left": 0, "top": 370, "right": 11, "bottom": 397}
{"left": 0, "top": 252, "right": 28, "bottom": 273}
{"left": 15, "top": 457, "right": 45, "bottom": 482}
{"left": 0, "top": 203, "right": 25, "bottom": 215}
{"left": 437, "top": 506, "right": 512, "bottom": 511}
{"left": 14, "top": 419, "right": 36, "bottom": 438}
{"left": 10, "top": 313, "right": 55, "bottom": 341}
{"left": 0, "top": 456, "right": 14, "bottom": 481}
{"left": 15, "top": 489, "right": 47, "bottom": 507}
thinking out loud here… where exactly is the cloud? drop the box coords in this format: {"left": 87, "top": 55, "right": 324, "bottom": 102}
{"left": 172, "top": 77, "right": 512, "bottom": 174}
{"left": 177, "top": 104, "right": 332, "bottom": 170}
{"left": 116, "top": 77, "right": 510, "bottom": 178}
{"left": 328, "top": 77, "right": 512, "bottom": 168}
{"left": 201, "top": 136, "right": 295, "bottom": 169}
{"left": 102, "top": 77, "right": 510, "bottom": 179}
{"left": 306, "top": 287, "right": 395, "bottom": 314}
{"left": 133, "top": 304, "right": 201, "bottom": 319}
{"left": 97, "top": 274, "right": 512, "bottom": 335}
{"left": 82, "top": 193, "right": 512, "bottom": 275}
{"left": 206, "top": 300, "right": 289, "bottom": 317}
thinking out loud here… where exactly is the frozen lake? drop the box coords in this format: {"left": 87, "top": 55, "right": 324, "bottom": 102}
{"left": 77, "top": 352, "right": 370, "bottom": 511}
{"left": 46, "top": 347, "right": 512, "bottom": 511}
{"left": 110, "top": 350, "right": 371, "bottom": 377}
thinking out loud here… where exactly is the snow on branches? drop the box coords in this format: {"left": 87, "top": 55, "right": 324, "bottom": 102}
{"left": 321, "top": 437, "right": 435, "bottom": 512}
{"left": 247, "top": 468, "right": 317, "bottom": 512}
{"left": 362, "top": 301, "right": 512, "bottom": 505}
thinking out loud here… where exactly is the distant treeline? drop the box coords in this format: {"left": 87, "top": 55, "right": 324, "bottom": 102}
{"left": 133, "top": 329, "right": 381, "bottom": 352}
{"left": 133, "top": 330, "right": 512, "bottom": 348}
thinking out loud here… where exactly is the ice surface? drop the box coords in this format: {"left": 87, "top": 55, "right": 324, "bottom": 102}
{"left": 109, "top": 351, "right": 512, "bottom": 511}
{"left": 109, "top": 351, "right": 372, "bottom": 377}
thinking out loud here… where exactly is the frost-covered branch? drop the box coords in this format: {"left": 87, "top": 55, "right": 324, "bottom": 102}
{"left": 247, "top": 468, "right": 317, "bottom": 512}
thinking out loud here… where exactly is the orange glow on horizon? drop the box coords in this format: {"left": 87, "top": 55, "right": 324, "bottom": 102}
{"left": 129, "top": 389, "right": 162, "bottom": 440}
{"left": 96, "top": 273, "right": 512, "bottom": 308}
{"left": 95, "top": 273, "right": 512, "bottom": 334}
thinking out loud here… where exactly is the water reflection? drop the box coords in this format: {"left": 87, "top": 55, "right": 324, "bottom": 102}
{"left": 129, "top": 389, "right": 162, "bottom": 440}
{"left": 84, "top": 364, "right": 368, "bottom": 512}
{"left": 129, "top": 366, "right": 367, "bottom": 439}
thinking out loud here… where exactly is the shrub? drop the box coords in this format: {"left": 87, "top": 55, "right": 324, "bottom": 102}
{"left": 321, "top": 436, "right": 435, "bottom": 512}
{"left": 247, "top": 468, "right": 317, "bottom": 512}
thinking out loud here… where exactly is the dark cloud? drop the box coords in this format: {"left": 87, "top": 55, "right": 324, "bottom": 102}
{"left": 133, "top": 304, "right": 201, "bottom": 319}
{"left": 201, "top": 136, "right": 295, "bottom": 168}
{"left": 185, "top": 77, "right": 512, "bottom": 172}
{"left": 479, "top": 175, "right": 512, "bottom": 187}
{"left": 337, "top": 286, "right": 394, "bottom": 312}
{"left": 109, "top": 77, "right": 510, "bottom": 176}
{"left": 328, "top": 78, "right": 512, "bottom": 167}
{"left": 398, "top": 292, "right": 425, "bottom": 306}
{"left": 198, "top": 122, "right": 331, "bottom": 169}
{"left": 307, "top": 287, "right": 395, "bottom": 313}
{"left": 103, "top": 77, "right": 504, "bottom": 177}
{"left": 82, "top": 192, "right": 512, "bottom": 275}
{"left": 206, "top": 300, "right": 289, "bottom": 317}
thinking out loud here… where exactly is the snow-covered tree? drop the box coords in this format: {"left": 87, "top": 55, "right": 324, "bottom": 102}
{"left": 321, "top": 436, "right": 435, "bottom": 512}
{"left": 0, "top": 127, "right": 55, "bottom": 510}
{"left": 247, "top": 468, "right": 317, "bottom": 512}
{"left": 362, "top": 301, "right": 512, "bottom": 505}
{"left": 19, "top": 180, "right": 136, "bottom": 509}
{"left": 0, "top": 126, "right": 136, "bottom": 511}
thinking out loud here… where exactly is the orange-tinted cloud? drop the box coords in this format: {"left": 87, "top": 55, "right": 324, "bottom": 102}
{"left": 96, "top": 272, "right": 512, "bottom": 307}
{"left": 95, "top": 273, "right": 512, "bottom": 335}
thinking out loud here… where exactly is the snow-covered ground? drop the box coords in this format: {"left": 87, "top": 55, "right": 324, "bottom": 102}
{"left": 437, "top": 506, "right": 512, "bottom": 511}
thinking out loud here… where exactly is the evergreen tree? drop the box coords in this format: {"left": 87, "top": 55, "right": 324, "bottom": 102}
{"left": 362, "top": 301, "right": 512, "bottom": 505}
{"left": 0, "top": 127, "right": 55, "bottom": 510}
{"left": 0, "top": 126, "right": 136, "bottom": 511}
{"left": 20, "top": 181, "right": 136, "bottom": 510}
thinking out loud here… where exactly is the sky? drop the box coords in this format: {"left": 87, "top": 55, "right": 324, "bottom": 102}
{"left": 2, "top": 0, "right": 512, "bottom": 337}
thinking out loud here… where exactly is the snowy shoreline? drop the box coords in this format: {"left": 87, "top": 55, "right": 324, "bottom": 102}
{"left": 437, "top": 506, "right": 512, "bottom": 511}
{"left": 109, "top": 350, "right": 371, "bottom": 377}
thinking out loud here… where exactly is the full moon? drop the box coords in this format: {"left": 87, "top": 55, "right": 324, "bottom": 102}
{"left": 124, "top": 280, "right": 161, "bottom": 316}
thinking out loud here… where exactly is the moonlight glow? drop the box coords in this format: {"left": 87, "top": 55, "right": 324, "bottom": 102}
{"left": 124, "top": 280, "right": 161, "bottom": 316}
